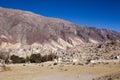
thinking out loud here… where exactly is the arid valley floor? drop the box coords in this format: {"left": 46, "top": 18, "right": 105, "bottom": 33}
{"left": 0, "top": 62, "right": 120, "bottom": 80}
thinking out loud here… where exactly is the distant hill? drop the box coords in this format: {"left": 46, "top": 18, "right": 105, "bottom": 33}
{"left": 0, "top": 7, "right": 120, "bottom": 50}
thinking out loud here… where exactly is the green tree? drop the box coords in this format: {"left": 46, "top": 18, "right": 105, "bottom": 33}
{"left": 10, "top": 55, "right": 25, "bottom": 63}
{"left": 30, "top": 54, "right": 42, "bottom": 63}
{"left": 25, "top": 56, "right": 30, "bottom": 63}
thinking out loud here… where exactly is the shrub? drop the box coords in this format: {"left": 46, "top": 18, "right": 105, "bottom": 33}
{"left": 72, "top": 63, "right": 76, "bottom": 65}
{"left": 10, "top": 53, "right": 58, "bottom": 63}
{"left": 30, "top": 54, "right": 42, "bottom": 63}
{"left": 25, "top": 56, "right": 30, "bottom": 63}
{"left": 108, "top": 77, "right": 113, "bottom": 80}
{"left": 41, "top": 55, "right": 47, "bottom": 62}
{"left": 0, "top": 51, "right": 9, "bottom": 64}
{"left": 53, "top": 63, "right": 57, "bottom": 65}
{"left": 10, "top": 55, "right": 25, "bottom": 63}
{"left": 64, "top": 69, "right": 68, "bottom": 71}
{"left": 41, "top": 54, "right": 58, "bottom": 62}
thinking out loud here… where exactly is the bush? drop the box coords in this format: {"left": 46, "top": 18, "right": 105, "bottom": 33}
{"left": 53, "top": 63, "right": 57, "bottom": 65}
{"left": 30, "top": 54, "right": 42, "bottom": 63}
{"left": 64, "top": 69, "right": 68, "bottom": 71}
{"left": 72, "top": 63, "right": 76, "bottom": 65}
{"left": 41, "top": 55, "right": 47, "bottom": 62}
{"left": 41, "top": 54, "right": 58, "bottom": 62}
{"left": 25, "top": 56, "right": 30, "bottom": 63}
{"left": 10, "top": 53, "right": 58, "bottom": 63}
{"left": 10, "top": 55, "right": 25, "bottom": 63}
{"left": 0, "top": 51, "right": 9, "bottom": 64}
{"left": 42, "top": 53, "right": 58, "bottom": 62}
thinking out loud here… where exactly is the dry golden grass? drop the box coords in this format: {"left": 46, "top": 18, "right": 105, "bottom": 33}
{"left": 0, "top": 63, "right": 120, "bottom": 80}
{"left": 57, "top": 63, "right": 120, "bottom": 75}
{"left": 0, "top": 66, "right": 11, "bottom": 72}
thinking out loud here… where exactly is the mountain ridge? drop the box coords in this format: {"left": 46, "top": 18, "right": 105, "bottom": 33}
{"left": 0, "top": 7, "right": 120, "bottom": 50}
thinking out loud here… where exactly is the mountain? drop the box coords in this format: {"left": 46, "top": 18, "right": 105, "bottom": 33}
{"left": 0, "top": 7, "right": 120, "bottom": 50}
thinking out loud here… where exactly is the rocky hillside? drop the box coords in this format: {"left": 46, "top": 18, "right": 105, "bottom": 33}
{"left": 0, "top": 7, "right": 120, "bottom": 50}
{"left": 66, "top": 40, "right": 120, "bottom": 61}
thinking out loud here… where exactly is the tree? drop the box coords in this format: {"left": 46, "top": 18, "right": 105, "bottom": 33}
{"left": 10, "top": 55, "right": 25, "bottom": 63}
{"left": 30, "top": 54, "right": 42, "bottom": 63}
{"left": 41, "top": 53, "right": 58, "bottom": 62}
{"left": 25, "top": 56, "right": 30, "bottom": 63}
{"left": 0, "top": 51, "right": 10, "bottom": 64}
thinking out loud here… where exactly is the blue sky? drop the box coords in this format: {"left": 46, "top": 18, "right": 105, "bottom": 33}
{"left": 0, "top": 0, "right": 120, "bottom": 32}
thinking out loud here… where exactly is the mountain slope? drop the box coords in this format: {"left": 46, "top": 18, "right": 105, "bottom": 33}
{"left": 0, "top": 7, "right": 120, "bottom": 50}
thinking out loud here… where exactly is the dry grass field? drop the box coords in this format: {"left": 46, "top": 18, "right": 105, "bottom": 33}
{"left": 0, "top": 62, "right": 120, "bottom": 80}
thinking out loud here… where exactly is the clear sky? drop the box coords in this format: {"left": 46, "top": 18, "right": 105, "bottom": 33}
{"left": 0, "top": 0, "right": 120, "bottom": 32}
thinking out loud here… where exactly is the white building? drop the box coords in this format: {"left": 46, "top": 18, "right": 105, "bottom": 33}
{"left": 117, "top": 55, "right": 120, "bottom": 60}
{"left": 72, "top": 59, "right": 78, "bottom": 62}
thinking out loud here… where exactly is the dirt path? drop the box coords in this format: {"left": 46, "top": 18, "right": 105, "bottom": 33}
{"left": 31, "top": 74, "right": 99, "bottom": 80}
